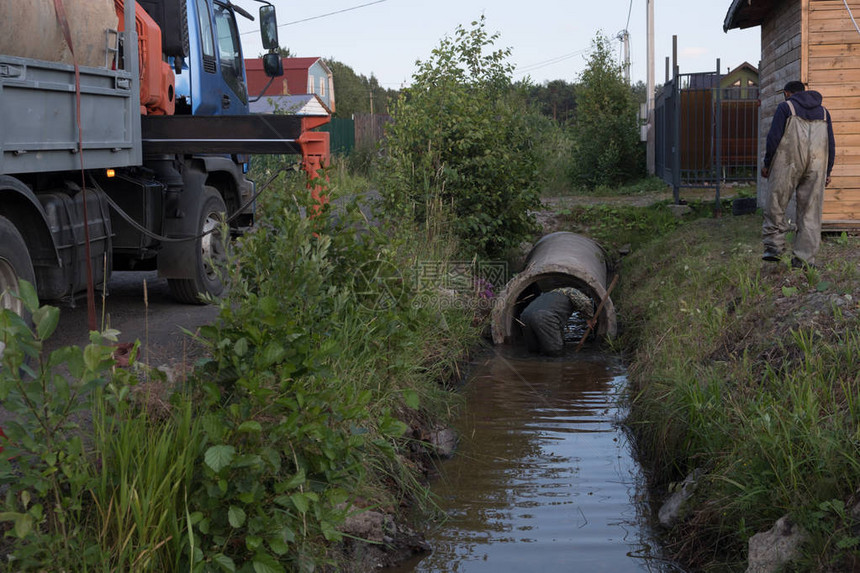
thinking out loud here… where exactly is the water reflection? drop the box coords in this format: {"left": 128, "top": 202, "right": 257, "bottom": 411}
{"left": 399, "top": 347, "right": 672, "bottom": 573}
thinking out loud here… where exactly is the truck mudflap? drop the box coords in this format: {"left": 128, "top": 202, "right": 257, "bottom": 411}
{"left": 154, "top": 159, "right": 208, "bottom": 280}
{"left": 36, "top": 187, "right": 112, "bottom": 302}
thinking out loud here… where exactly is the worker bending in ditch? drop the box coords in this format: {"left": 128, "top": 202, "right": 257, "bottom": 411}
{"left": 519, "top": 287, "right": 594, "bottom": 356}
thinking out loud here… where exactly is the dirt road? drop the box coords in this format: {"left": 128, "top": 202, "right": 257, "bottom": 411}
{"left": 45, "top": 270, "right": 219, "bottom": 369}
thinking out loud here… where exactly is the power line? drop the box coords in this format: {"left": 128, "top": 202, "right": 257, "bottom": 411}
{"left": 514, "top": 37, "right": 621, "bottom": 77}
{"left": 277, "top": 0, "right": 387, "bottom": 28}
{"left": 625, "top": 0, "right": 634, "bottom": 32}
{"left": 514, "top": 48, "right": 591, "bottom": 75}
{"left": 240, "top": 0, "right": 388, "bottom": 35}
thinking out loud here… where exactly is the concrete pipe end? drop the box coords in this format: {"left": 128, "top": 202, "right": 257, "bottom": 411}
{"left": 490, "top": 232, "right": 618, "bottom": 347}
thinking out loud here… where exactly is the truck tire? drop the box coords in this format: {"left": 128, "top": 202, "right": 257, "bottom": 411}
{"left": 168, "top": 187, "right": 228, "bottom": 304}
{"left": 0, "top": 215, "right": 36, "bottom": 317}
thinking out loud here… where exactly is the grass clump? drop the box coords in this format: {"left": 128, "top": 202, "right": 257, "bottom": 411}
{"left": 0, "top": 284, "right": 202, "bottom": 571}
{"left": 616, "top": 213, "right": 860, "bottom": 571}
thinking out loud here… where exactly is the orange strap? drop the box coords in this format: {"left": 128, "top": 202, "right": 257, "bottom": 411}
{"left": 53, "top": 0, "right": 97, "bottom": 332}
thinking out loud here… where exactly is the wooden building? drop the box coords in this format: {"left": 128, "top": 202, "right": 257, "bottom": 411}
{"left": 724, "top": 0, "right": 860, "bottom": 228}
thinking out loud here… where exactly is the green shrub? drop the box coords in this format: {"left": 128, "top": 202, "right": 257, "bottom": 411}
{"left": 379, "top": 16, "right": 543, "bottom": 259}
{"left": 186, "top": 177, "right": 477, "bottom": 570}
{"left": 568, "top": 34, "right": 644, "bottom": 189}
{"left": 0, "top": 168, "right": 479, "bottom": 572}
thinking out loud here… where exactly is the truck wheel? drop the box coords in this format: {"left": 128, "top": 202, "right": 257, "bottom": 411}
{"left": 0, "top": 215, "right": 36, "bottom": 317}
{"left": 168, "top": 187, "right": 228, "bottom": 304}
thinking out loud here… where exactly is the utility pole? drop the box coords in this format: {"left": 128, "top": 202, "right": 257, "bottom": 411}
{"left": 617, "top": 29, "right": 631, "bottom": 84}
{"left": 646, "top": 0, "right": 655, "bottom": 175}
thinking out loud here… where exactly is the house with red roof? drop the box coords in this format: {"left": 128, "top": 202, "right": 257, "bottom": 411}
{"left": 245, "top": 56, "right": 335, "bottom": 115}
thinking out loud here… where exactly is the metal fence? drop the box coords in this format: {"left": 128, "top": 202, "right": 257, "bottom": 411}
{"left": 317, "top": 113, "right": 392, "bottom": 156}
{"left": 655, "top": 68, "right": 759, "bottom": 206}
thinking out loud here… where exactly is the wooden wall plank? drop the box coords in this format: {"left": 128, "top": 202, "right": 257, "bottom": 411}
{"left": 813, "top": 84, "right": 860, "bottom": 98}
{"left": 824, "top": 189, "right": 860, "bottom": 196}
{"left": 809, "top": 43, "right": 860, "bottom": 57}
{"left": 824, "top": 206, "right": 860, "bottom": 215}
{"left": 810, "top": 0, "right": 852, "bottom": 9}
{"left": 830, "top": 163, "right": 860, "bottom": 176}
{"left": 809, "top": 55, "right": 860, "bottom": 70}
{"left": 808, "top": 17, "right": 860, "bottom": 33}
{"left": 831, "top": 121, "right": 860, "bottom": 135}
{"left": 823, "top": 212, "right": 860, "bottom": 221}
{"left": 828, "top": 133, "right": 860, "bottom": 147}
{"left": 809, "top": 31, "right": 860, "bottom": 44}
{"left": 826, "top": 180, "right": 860, "bottom": 191}
{"left": 809, "top": 69, "right": 860, "bottom": 83}
{"left": 833, "top": 146, "right": 860, "bottom": 157}
{"left": 802, "top": 0, "right": 810, "bottom": 81}
{"left": 822, "top": 95, "right": 860, "bottom": 109}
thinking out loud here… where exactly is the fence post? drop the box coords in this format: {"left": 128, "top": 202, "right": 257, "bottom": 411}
{"left": 714, "top": 58, "right": 722, "bottom": 216}
{"left": 672, "top": 67, "right": 681, "bottom": 205}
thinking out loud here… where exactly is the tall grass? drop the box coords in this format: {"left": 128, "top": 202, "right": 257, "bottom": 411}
{"left": 618, "top": 213, "right": 860, "bottom": 570}
{"left": 90, "top": 391, "right": 201, "bottom": 571}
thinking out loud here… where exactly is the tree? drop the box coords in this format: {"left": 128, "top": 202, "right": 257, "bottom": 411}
{"left": 379, "top": 17, "right": 543, "bottom": 259}
{"left": 529, "top": 79, "right": 577, "bottom": 124}
{"left": 325, "top": 59, "right": 398, "bottom": 119}
{"left": 569, "top": 34, "right": 644, "bottom": 189}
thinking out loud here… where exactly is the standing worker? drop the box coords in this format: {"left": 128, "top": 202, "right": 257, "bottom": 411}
{"left": 760, "top": 81, "right": 835, "bottom": 269}
{"left": 519, "top": 287, "right": 594, "bottom": 356}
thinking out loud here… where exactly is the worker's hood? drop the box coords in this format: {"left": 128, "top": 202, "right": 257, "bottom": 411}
{"left": 790, "top": 90, "right": 823, "bottom": 110}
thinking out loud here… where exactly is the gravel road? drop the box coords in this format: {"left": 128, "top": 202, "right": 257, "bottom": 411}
{"left": 44, "top": 270, "right": 219, "bottom": 368}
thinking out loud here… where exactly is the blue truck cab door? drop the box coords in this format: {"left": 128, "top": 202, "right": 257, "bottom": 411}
{"left": 175, "top": 0, "right": 250, "bottom": 116}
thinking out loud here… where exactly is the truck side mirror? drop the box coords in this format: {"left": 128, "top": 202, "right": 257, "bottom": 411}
{"left": 262, "top": 53, "right": 283, "bottom": 78}
{"left": 260, "top": 5, "right": 279, "bottom": 51}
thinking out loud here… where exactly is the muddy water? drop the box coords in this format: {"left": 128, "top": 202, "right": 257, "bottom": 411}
{"left": 396, "top": 347, "right": 673, "bottom": 572}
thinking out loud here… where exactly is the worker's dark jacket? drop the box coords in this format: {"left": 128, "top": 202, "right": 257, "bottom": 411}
{"left": 519, "top": 291, "right": 575, "bottom": 356}
{"left": 764, "top": 90, "right": 836, "bottom": 176}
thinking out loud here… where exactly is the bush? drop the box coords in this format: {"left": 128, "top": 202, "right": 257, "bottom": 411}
{"left": 379, "top": 17, "right": 543, "bottom": 260}
{"left": 568, "top": 34, "right": 644, "bottom": 189}
{"left": 186, "top": 176, "right": 478, "bottom": 570}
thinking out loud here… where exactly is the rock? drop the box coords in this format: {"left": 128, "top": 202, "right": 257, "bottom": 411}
{"left": 336, "top": 508, "right": 431, "bottom": 569}
{"left": 658, "top": 468, "right": 702, "bottom": 528}
{"left": 667, "top": 204, "right": 692, "bottom": 218}
{"left": 746, "top": 515, "right": 806, "bottom": 573}
{"left": 341, "top": 509, "right": 389, "bottom": 543}
{"left": 428, "top": 428, "right": 458, "bottom": 458}
{"left": 157, "top": 364, "right": 179, "bottom": 384}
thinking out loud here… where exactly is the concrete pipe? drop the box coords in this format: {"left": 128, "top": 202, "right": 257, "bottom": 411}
{"left": 491, "top": 231, "right": 617, "bottom": 345}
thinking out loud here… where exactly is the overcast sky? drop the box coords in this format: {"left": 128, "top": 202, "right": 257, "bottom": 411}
{"left": 232, "top": 0, "right": 761, "bottom": 88}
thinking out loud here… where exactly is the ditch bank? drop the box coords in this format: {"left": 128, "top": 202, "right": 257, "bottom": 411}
{"left": 615, "top": 213, "right": 860, "bottom": 572}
